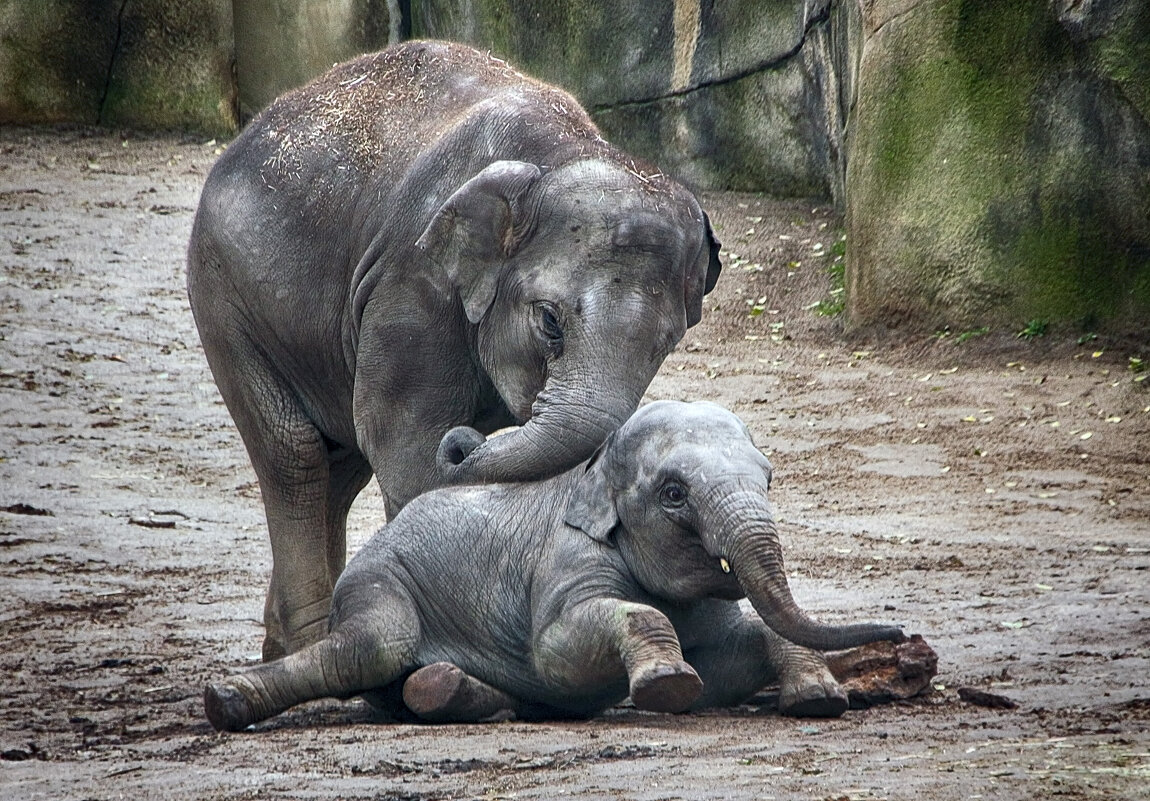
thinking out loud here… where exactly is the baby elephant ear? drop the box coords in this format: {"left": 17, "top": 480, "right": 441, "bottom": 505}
{"left": 416, "top": 160, "right": 543, "bottom": 324}
{"left": 563, "top": 439, "right": 619, "bottom": 544}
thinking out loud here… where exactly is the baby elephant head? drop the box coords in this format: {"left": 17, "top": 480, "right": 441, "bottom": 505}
{"left": 565, "top": 400, "right": 903, "bottom": 651}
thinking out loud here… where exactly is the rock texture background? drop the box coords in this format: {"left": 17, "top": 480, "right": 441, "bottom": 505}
{"left": 233, "top": 0, "right": 396, "bottom": 121}
{"left": 1, "top": 0, "right": 1145, "bottom": 332}
{"left": 414, "top": 0, "right": 854, "bottom": 201}
{"left": 845, "top": 0, "right": 1150, "bottom": 331}
{"left": 0, "top": 0, "right": 237, "bottom": 136}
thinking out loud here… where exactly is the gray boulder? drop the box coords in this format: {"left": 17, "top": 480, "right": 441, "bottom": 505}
{"left": 413, "top": 0, "right": 853, "bottom": 198}
{"left": 845, "top": 0, "right": 1150, "bottom": 331}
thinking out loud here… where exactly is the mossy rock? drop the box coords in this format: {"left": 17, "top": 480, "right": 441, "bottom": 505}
{"left": 0, "top": 0, "right": 119, "bottom": 125}
{"left": 0, "top": 0, "right": 237, "bottom": 136}
{"left": 847, "top": 0, "right": 1150, "bottom": 332}
{"left": 101, "top": 0, "right": 237, "bottom": 137}
{"left": 233, "top": 0, "right": 396, "bottom": 121}
{"left": 413, "top": 0, "right": 850, "bottom": 196}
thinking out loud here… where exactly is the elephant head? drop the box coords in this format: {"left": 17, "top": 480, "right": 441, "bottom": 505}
{"left": 418, "top": 159, "right": 722, "bottom": 487}
{"left": 564, "top": 400, "right": 904, "bottom": 652}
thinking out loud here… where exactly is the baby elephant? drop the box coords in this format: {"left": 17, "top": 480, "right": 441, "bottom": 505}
{"left": 205, "top": 401, "right": 903, "bottom": 730}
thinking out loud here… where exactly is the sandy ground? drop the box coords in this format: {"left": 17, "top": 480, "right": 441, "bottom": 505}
{"left": 1, "top": 126, "right": 1148, "bottom": 801}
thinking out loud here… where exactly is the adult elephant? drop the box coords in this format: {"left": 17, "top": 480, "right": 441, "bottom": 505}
{"left": 186, "top": 41, "right": 722, "bottom": 660}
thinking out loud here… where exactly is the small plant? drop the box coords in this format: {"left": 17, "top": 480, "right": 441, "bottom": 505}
{"left": 1017, "top": 319, "right": 1048, "bottom": 339}
{"left": 956, "top": 326, "right": 990, "bottom": 343}
{"left": 813, "top": 234, "right": 846, "bottom": 317}
{"left": 1077, "top": 332, "right": 1098, "bottom": 345}
{"left": 1130, "top": 357, "right": 1145, "bottom": 373}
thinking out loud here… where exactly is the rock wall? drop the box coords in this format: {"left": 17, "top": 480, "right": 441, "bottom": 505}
{"left": 846, "top": 0, "right": 1150, "bottom": 331}
{"left": 412, "top": 0, "right": 855, "bottom": 200}
{"left": 233, "top": 0, "right": 397, "bottom": 121}
{"left": 0, "top": 0, "right": 236, "bottom": 136}
{"left": 2, "top": 0, "right": 1146, "bottom": 331}
{"left": 0, "top": 0, "right": 396, "bottom": 136}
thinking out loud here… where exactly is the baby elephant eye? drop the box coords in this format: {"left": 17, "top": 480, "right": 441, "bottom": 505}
{"left": 659, "top": 481, "right": 688, "bottom": 509}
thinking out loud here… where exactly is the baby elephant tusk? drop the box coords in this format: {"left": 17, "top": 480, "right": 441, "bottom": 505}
{"left": 719, "top": 557, "right": 731, "bottom": 574}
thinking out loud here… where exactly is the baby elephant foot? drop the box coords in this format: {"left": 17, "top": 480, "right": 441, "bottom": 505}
{"left": 402, "top": 662, "right": 520, "bottom": 723}
{"left": 778, "top": 668, "right": 848, "bottom": 718}
{"left": 630, "top": 661, "right": 703, "bottom": 714}
{"left": 204, "top": 678, "right": 258, "bottom": 732}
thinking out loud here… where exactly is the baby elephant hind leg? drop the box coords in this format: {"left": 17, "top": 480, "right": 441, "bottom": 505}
{"left": 686, "top": 611, "right": 847, "bottom": 718}
{"left": 205, "top": 606, "right": 420, "bottom": 732}
{"left": 402, "top": 662, "right": 556, "bottom": 723}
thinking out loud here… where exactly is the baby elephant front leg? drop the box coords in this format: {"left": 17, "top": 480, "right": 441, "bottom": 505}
{"left": 539, "top": 599, "right": 703, "bottom": 714}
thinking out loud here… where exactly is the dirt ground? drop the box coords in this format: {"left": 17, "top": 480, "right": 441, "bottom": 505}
{"left": 1, "top": 126, "right": 1147, "bottom": 801}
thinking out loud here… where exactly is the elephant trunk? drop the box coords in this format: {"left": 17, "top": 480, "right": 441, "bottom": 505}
{"left": 703, "top": 487, "right": 904, "bottom": 652}
{"left": 440, "top": 359, "right": 649, "bottom": 486}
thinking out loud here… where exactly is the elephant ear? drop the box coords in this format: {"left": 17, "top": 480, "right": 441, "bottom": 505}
{"left": 416, "top": 160, "right": 543, "bottom": 324}
{"left": 563, "top": 437, "right": 619, "bottom": 544}
{"left": 685, "top": 211, "right": 723, "bottom": 328}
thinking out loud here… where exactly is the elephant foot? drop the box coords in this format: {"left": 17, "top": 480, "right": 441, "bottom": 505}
{"left": 778, "top": 669, "right": 848, "bottom": 718}
{"left": 402, "top": 662, "right": 520, "bottom": 723}
{"left": 204, "top": 680, "right": 257, "bottom": 732}
{"left": 629, "top": 661, "right": 703, "bottom": 714}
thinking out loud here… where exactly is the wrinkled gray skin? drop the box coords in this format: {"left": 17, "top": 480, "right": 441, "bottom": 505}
{"left": 186, "top": 42, "right": 722, "bottom": 660}
{"left": 204, "top": 401, "right": 904, "bottom": 731}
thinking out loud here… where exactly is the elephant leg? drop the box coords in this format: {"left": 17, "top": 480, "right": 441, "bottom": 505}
{"left": 205, "top": 601, "right": 421, "bottom": 732}
{"left": 682, "top": 616, "right": 778, "bottom": 710}
{"left": 255, "top": 419, "right": 339, "bottom": 661}
{"left": 684, "top": 608, "right": 847, "bottom": 718}
{"left": 402, "top": 662, "right": 525, "bottom": 723}
{"left": 766, "top": 628, "right": 849, "bottom": 718}
{"left": 203, "top": 335, "right": 347, "bottom": 661}
{"left": 323, "top": 447, "right": 373, "bottom": 586}
{"left": 536, "top": 599, "right": 702, "bottom": 714}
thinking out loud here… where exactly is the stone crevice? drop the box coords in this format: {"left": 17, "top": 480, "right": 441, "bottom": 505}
{"left": 868, "top": 1, "right": 926, "bottom": 40}
{"left": 97, "top": 0, "right": 130, "bottom": 125}
{"left": 591, "top": 2, "right": 831, "bottom": 114}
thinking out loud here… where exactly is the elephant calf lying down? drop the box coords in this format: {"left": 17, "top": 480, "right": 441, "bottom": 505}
{"left": 205, "top": 401, "right": 904, "bottom": 731}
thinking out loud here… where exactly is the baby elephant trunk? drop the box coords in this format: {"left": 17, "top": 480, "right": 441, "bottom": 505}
{"left": 708, "top": 490, "right": 905, "bottom": 651}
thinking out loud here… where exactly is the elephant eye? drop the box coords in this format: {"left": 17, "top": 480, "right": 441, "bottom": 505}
{"left": 535, "top": 302, "right": 565, "bottom": 354}
{"left": 659, "top": 481, "right": 688, "bottom": 509}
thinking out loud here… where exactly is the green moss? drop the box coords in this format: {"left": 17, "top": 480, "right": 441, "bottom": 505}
{"left": 1091, "top": 6, "right": 1150, "bottom": 123}
{"left": 1005, "top": 202, "right": 1150, "bottom": 324}
{"left": 870, "top": 1, "right": 1069, "bottom": 205}
{"left": 853, "top": 0, "right": 1150, "bottom": 330}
